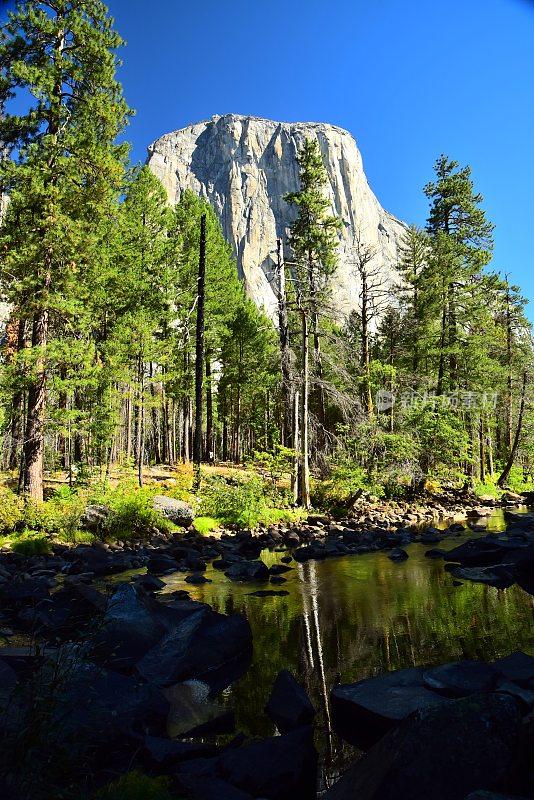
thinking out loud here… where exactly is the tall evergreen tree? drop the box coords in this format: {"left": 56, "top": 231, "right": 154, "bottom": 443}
{"left": 0, "top": 0, "right": 130, "bottom": 498}
{"left": 285, "top": 137, "right": 340, "bottom": 506}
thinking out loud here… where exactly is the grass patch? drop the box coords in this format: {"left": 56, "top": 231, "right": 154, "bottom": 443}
{"left": 192, "top": 516, "right": 220, "bottom": 534}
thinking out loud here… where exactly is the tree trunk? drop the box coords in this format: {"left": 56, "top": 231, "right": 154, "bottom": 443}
{"left": 498, "top": 371, "right": 527, "bottom": 488}
{"left": 193, "top": 214, "right": 206, "bottom": 486}
{"left": 275, "top": 239, "right": 293, "bottom": 446}
{"left": 8, "top": 318, "right": 26, "bottom": 471}
{"left": 205, "top": 353, "right": 214, "bottom": 463}
{"left": 360, "top": 274, "right": 374, "bottom": 417}
{"left": 299, "top": 311, "right": 310, "bottom": 509}
{"left": 137, "top": 356, "right": 145, "bottom": 487}
{"left": 23, "top": 308, "right": 48, "bottom": 500}
{"left": 479, "top": 414, "right": 486, "bottom": 484}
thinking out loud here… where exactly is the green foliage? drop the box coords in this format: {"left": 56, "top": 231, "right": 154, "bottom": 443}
{"left": 199, "top": 473, "right": 292, "bottom": 529}
{"left": 98, "top": 482, "right": 175, "bottom": 540}
{"left": 10, "top": 532, "right": 52, "bottom": 556}
{"left": 24, "top": 487, "right": 85, "bottom": 539}
{"left": 94, "top": 772, "right": 176, "bottom": 800}
{"left": 313, "top": 464, "right": 384, "bottom": 508}
{"left": 192, "top": 516, "right": 220, "bottom": 534}
{"left": 0, "top": 486, "right": 24, "bottom": 532}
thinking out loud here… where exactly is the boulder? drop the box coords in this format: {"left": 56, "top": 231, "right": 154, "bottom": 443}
{"left": 224, "top": 560, "right": 269, "bottom": 582}
{"left": 143, "top": 734, "right": 216, "bottom": 767}
{"left": 218, "top": 725, "right": 317, "bottom": 800}
{"left": 137, "top": 606, "right": 252, "bottom": 692}
{"left": 153, "top": 495, "right": 194, "bottom": 527}
{"left": 146, "top": 552, "right": 179, "bottom": 574}
{"left": 446, "top": 539, "right": 509, "bottom": 567}
{"left": 388, "top": 548, "right": 409, "bottom": 562}
{"left": 448, "top": 565, "right": 515, "bottom": 590}
{"left": 331, "top": 667, "right": 449, "bottom": 748}
{"left": 326, "top": 694, "right": 525, "bottom": 800}
{"left": 179, "top": 776, "right": 254, "bottom": 800}
{"left": 265, "top": 669, "right": 315, "bottom": 733}
{"left": 90, "top": 583, "right": 166, "bottom": 670}
{"left": 80, "top": 504, "right": 109, "bottom": 531}
{"left": 422, "top": 661, "right": 501, "bottom": 697}
{"left": 493, "top": 652, "right": 534, "bottom": 688}
{"left": 166, "top": 680, "right": 235, "bottom": 738}
{"left": 54, "top": 662, "right": 169, "bottom": 744}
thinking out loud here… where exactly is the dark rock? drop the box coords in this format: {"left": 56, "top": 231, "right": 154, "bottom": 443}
{"left": 90, "top": 583, "right": 165, "bottom": 670}
{"left": 512, "top": 544, "right": 534, "bottom": 595}
{"left": 0, "top": 658, "right": 17, "bottom": 706}
{"left": 56, "top": 662, "right": 169, "bottom": 743}
{"left": 388, "top": 547, "right": 409, "bottom": 562}
{"left": 0, "top": 577, "right": 50, "bottom": 606}
{"left": 219, "top": 725, "right": 317, "bottom": 800}
{"left": 265, "top": 669, "right": 315, "bottom": 733}
{"left": 493, "top": 652, "right": 534, "bottom": 688}
{"left": 137, "top": 607, "right": 252, "bottom": 692}
{"left": 331, "top": 667, "right": 449, "bottom": 748}
{"left": 325, "top": 694, "right": 525, "bottom": 800}
{"left": 422, "top": 661, "right": 501, "bottom": 697}
{"left": 269, "top": 564, "right": 293, "bottom": 575}
{"left": 143, "top": 734, "right": 216, "bottom": 767}
{"left": 293, "top": 545, "right": 327, "bottom": 562}
{"left": 185, "top": 573, "right": 212, "bottom": 584}
{"left": 448, "top": 565, "right": 515, "bottom": 589}
{"left": 166, "top": 680, "right": 235, "bottom": 738}
{"left": 224, "top": 560, "right": 269, "bottom": 582}
{"left": 446, "top": 539, "right": 511, "bottom": 567}
{"left": 153, "top": 495, "right": 194, "bottom": 526}
{"left": 248, "top": 589, "right": 289, "bottom": 597}
{"left": 465, "top": 792, "right": 531, "bottom": 799}
{"left": 270, "top": 575, "right": 287, "bottom": 584}
{"left": 179, "top": 776, "right": 254, "bottom": 800}
{"left": 132, "top": 573, "right": 165, "bottom": 592}
{"left": 425, "top": 548, "right": 448, "bottom": 559}
{"left": 281, "top": 556, "right": 293, "bottom": 564}
{"left": 146, "top": 552, "right": 180, "bottom": 575}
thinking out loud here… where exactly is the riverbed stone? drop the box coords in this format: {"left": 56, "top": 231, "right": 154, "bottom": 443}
{"left": 218, "top": 725, "right": 317, "bottom": 800}
{"left": 447, "top": 565, "right": 515, "bottom": 589}
{"left": 153, "top": 495, "right": 194, "bottom": 527}
{"left": 265, "top": 669, "right": 315, "bottom": 733}
{"left": 326, "top": 694, "right": 525, "bottom": 800}
{"left": 331, "top": 667, "right": 449, "bottom": 748}
{"left": 422, "top": 660, "right": 501, "bottom": 697}
{"left": 90, "top": 582, "right": 166, "bottom": 670}
{"left": 493, "top": 651, "right": 534, "bottom": 688}
{"left": 224, "top": 559, "right": 269, "bottom": 582}
{"left": 136, "top": 606, "right": 252, "bottom": 692}
{"left": 388, "top": 547, "right": 409, "bottom": 562}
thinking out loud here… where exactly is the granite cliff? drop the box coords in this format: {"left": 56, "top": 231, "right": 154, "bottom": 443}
{"left": 147, "top": 114, "right": 406, "bottom": 319}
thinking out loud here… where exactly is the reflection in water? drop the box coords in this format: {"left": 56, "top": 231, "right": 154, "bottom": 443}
{"left": 162, "top": 524, "right": 534, "bottom": 780}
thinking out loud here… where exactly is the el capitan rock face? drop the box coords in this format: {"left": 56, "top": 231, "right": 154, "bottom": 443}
{"left": 147, "top": 113, "right": 407, "bottom": 319}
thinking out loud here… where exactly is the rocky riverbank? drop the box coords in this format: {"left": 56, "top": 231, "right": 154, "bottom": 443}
{"left": 1, "top": 489, "right": 534, "bottom": 798}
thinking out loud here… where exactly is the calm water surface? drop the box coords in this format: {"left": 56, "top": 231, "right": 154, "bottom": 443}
{"left": 160, "top": 510, "right": 534, "bottom": 783}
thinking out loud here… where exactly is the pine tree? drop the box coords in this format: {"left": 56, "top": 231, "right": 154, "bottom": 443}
{"left": 424, "top": 155, "right": 494, "bottom": 394}
{"left": 0, "top": 0, "right": 130, "bottom": 498}
{"left": 285, "top": 137, "right": 341, "bottom": 506}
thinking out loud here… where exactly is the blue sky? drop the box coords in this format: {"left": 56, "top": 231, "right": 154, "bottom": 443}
{"left": 3, "top": 0, "right": 534, "bottom": 315}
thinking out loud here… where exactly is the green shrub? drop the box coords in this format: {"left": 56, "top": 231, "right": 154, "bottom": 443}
{"left": 94, "top": 771, "right": 176, "bottom": 800}
{"left": 24, "top": 486, "right": 85, "bottom": 540}
{"left": 100, "top": 482, "right": 175, "bottom": 540}
{"left": 10, "top": 532, "right": 52, "bottom": 556}
{"left": 199, "top": 474, "right": 291, "bottom": 529}
{"left": 0, "top": 486, "right": 24, "bottom": 532}
{"left": 192, "top": 516, "right": 220, "bottom": 534}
